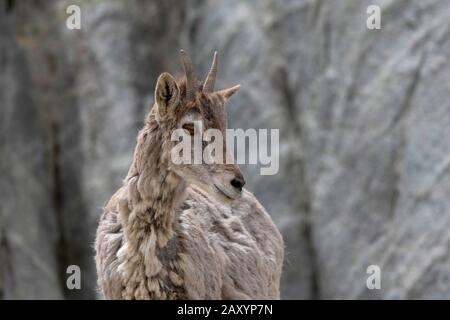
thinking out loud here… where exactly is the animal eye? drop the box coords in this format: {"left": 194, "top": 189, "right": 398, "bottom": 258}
{"left": 182, "top": 123, "right": 195, "bottom": 135}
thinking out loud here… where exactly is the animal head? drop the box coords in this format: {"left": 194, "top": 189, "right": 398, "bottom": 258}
{"left": 152, "top": 50, "right": 245, "bottom": 201}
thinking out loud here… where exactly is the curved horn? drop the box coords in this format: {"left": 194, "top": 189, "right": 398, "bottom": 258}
{"left": 203, "top": 51, "right": 218, "bottom": 93}
{"left": 180, "top": 49, "right": 197, "bottom": 100}
{"left": 217, "top": 84, "right": 241, "bottom": 100}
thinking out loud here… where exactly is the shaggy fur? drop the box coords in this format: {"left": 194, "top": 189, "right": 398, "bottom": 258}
{"left": 95, "top": 52, "right": 284, "bottom": 299}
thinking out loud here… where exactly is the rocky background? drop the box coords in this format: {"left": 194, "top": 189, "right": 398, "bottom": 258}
{"left": 1, "top": 0, "right": 449, "bottom": 299}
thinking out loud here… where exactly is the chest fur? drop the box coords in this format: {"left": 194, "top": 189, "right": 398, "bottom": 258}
{"left": 117, "top": 221, "right": 186, "bottom": 299}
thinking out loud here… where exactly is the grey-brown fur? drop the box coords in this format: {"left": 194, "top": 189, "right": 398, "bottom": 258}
{"left": 95, "top": 51, "right": 284, "bottom": 299}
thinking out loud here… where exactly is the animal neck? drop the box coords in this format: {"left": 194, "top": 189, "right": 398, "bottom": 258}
{"left": 117, "top": 114, "right": 188, "bottom": 299}
{"left": 123, "top": 112, "right": 187, "bottom": 239}
{"left": 117, "top": 115, "right": 186, "bottom": 299}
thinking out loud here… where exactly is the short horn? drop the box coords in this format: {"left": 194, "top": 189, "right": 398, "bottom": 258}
{"left": 203, "top": 51, "right": 218, "bottom": 93}
{"left": 217, "top": 84, "right": 241, "bottom": 100}
{"left": 180, "top": 49, "right": 197, "bottom": 100}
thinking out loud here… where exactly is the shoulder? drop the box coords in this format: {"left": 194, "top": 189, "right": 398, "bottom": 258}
{"left": 182, "top": 186, "right": 274, "bottom": 222}
{"left": 182, "top": 186, "right": 283, "bottom": 247}
{"left": 234, "top": 190, "right": 284, "bottom": 244}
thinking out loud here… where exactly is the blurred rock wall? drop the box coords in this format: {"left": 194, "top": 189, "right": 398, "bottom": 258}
{"left": 1, "top": 0, "right": 449, "bottom": 299}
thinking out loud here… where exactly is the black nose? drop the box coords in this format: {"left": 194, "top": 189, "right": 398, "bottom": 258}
{"left": 230, "top": 177, "right": 245, "bottom": 191}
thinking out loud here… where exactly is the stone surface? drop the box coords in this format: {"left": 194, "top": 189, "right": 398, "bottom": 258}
{"left": 1, "top": 0, "right": 449, "bottom": 299}
{"left": 0, "top": 1, "right": 62, "bottom": 299}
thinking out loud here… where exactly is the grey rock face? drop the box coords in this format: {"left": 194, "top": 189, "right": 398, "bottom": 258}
{"left": 299, "top": 0, "right": 450, "bottom": 299}
{"left": 0, "top": 1, "right": 62, "bottom": 299}
{"left": 1, "top": 0, "right": 449, "bottom": 299}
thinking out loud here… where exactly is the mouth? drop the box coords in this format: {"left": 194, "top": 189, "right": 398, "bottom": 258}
{"left": 214, "top": 184, "right": 239, "bottom": 201}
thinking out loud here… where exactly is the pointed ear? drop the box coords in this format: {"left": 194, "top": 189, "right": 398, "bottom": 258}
{"left": 217, "top": 85, "right": 241, "bottom": 101}
{"left": 155, "top": 72, "right": 180, "bottom": 118}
